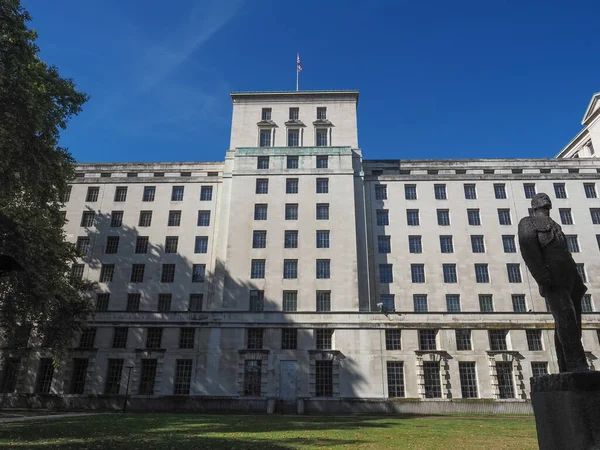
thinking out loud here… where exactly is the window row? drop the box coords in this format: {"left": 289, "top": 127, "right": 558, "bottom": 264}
{"left": 252, "top": 230, "right": 330, "bottom": 249}
{"left": 73, "top": 263, "right": 207, "bottom": 284}
{"left": 77, "top": 234, "right": 211, "bottom": 256}
{"left": 256, "top": 155, "right": 329, "bottom": 169}
{"left": 254, "top": 177, "right": 330, "bottom": 194}
{"left": 65, "top": 185, "right": 213, "bottom": 203}
{"left": 259, "top": 128, "right": 330, "bottom": 147}
{"left": 78, "top": 209, "right": 213, "bottom": 228}
{"left": 261, "top": 106, "right": 327, "bottom": 122}
{"left": 254, "top": 203, "right": 330, "bottom": 221}
{"left": 95, "top": 292, "right": 203, "bottom": 312}
{"left": 250, "top": 259, "right": 331, "bottom": 279}
{"left": 378, "top": 263, "right": 529, "bottom": 284}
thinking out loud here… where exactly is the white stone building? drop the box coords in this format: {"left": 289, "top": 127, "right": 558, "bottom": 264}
{"left": 3, "top": 90, "right": 600, "bottom": 414}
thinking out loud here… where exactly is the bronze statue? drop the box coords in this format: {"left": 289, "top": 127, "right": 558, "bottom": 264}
{"left": 518, "top": 192, "right": 589, "bottom": 373}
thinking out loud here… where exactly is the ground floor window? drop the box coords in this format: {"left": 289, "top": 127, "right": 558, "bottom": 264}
{"left": 69, "top": 358, "right": 88, "bottom": 394}
{"left": 387, "top": 361, "right": 405, "bottom": 398}
{"left": 423, "top": 361, "right": 442, "bottom": 398}
{"left": 174, "top": 359, "right": 193, "bottom": 395}
{"left": 104, "top": 359, "right": 124, "bottom": 394}
{"left": 1, "top": 358, "right": 20, "bottom": 393}
{"left": 531, "top": 362, "right": 548, "bottom": 378}
{"left": 139, "top": 359, "right": 157, "bottom": 395}
{"left": 496, "top": 362, "right": 515, "bottom": 399}
{"left": 243, "top": 360, "right": 262, "bottom": 396}
{"left": 315, "top": 360, "right": 333, "bottom": 397}
{"left": 458, "top": 362, "right": 478, "bottom": 398}
{"left": 36, "top": 358, "right": 54, "bottom": 394}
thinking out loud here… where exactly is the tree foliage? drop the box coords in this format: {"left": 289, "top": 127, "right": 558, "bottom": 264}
{"left": 0, "top": 0, "right": 94, "bottom": 353}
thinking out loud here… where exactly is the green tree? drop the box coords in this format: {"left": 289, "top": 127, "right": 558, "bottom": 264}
{"left": 0, "top": 0, "right": 94, "bottom": 354}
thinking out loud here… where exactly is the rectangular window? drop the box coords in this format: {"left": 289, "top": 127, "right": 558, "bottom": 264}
{"left": 253, "top": 231, "right": 267, "bottom": 248}
{"left": 489, "top": 330, "right": 508, "bottom": 351}
{"left": 112, "top": 327, "right": 128, "bottom": 348}
{"left": 254, "top": 204, "right": 268, "bottom": 220}
{"left": 256, "top": 179, "right": 269, "bottom": 194}
{"left": 247, "top": 328, "right": 264, "bottom": 349}
{"left": 316, "top": 259, "right": 330, "bottom": 279}
{"left": 287, "top": 155, "right": 299, "bottom": 168}
{"left": 316, "top": 129, "right": 328, "bottom": 146}
{"left": 317, "top": 107, "right": 327, "bottom": 120}
{"left": 577, "top": 263, "right": 588, "bottom": 282}
{"left": 423, "top": 362, "right": 442, "bottom": 398}
{"left": 407, "top": 209, "right": 420, "bottom": 226}
{"left": 467, "top": 209, "right": 481, "bottom": 226}
{"left": 456, "top": 329, "right": 472, "bottom": 351}
{"left": 381, "top": 294, "right": 395, "bottom": 311}
{"left": 114, "top": 187, "right": 128, "bottom": 202}
{"left": 171, "top": 186, "right": 184, "bottom": 201}
{"left": 288, "top": 130, "right": 299, "bottom": 146}
{"left": 104, "top": 359, "right": 124, "bottom": 394}
{"left": 261, "top": 108, "right": 271, "bottom": 121}
{"left": 554, "top": 183, "right": 567, "bottom": 199}
{"left": 531, "top": 362, "right": 548, "bottom": 378}
{"left": 566, "top": 235, "right": 580, "bottom": 253}
{"left": 197, "top": 210, "right": 211, "bottom": 226}
{"left": 560, "top": 208, "right": 574, "bottom": 225}
{"left": 86, "top": 187, "right": 99, "bottom": 202}
{"left": 446, "top": 294, "right": 461, "bottom": 312}
{"left": 413, "top": 294, "right": 428, "bottom": 312}
{"left": 76, "top": 237, "right": 90, "bottom": 255}
{"left": 81, "top": 211, "right": 95, "bottom": 227}
{"left": 439, "top": 235, "right": 454, "bottom": 253}
{"left": 161, "top": 263, "right": 175, "bottom": 283}
{"left": 200, "top": 186, "right": 213, "bottom": 201}
{"left": 189, "top": 293, "right": 203, "bottom": 311}
{"left": 405, "top": 184, "right": 417, "bottom": 200}
{"left": 437, "top": 209, "right": 450, "bottom": 226}
{"left": 257, "top": 156, "right": 269, "bottom": 169}
{"left": 194, "top": 236, "right": 208, "bottom": 254}
{"left": 316, "top": 155, "right": 328, "bottom": 168}
{"left": 443, "top": 264, "right": 457, "bottom": 283}
{"left": 289, "top": 107, "right": 299, "bottom": 120}
{"left": 316, "top": 291, "right": 331, "bottom": 312}
{"left": 507, "top": 264, "right": 522, "bottom": 283}
{"left": 582, "top": 294, "right": 594, "bottom": 313}
{"left": 139, "top": 359, "right": 157, "bottom": 395}
{"left": 35, "top": 358, "right": 54, "bottom": 394}
{"left": 411, "top": 264, "right": 425, "bottom": 283}
{"left": 259, "top": 129, "right": 271, "bottom": 147}
{"left": 285, "top": 203, "right": 298, "bottom": 220}
{"left": 164, "top": 236, "right": 178, "bottom": 254}
{"left": 375, "top": 184, "right": 387, "bottom": 200}
{"left": 316, "top": 230, "right": 330, "bottom": 249}
{"left": 475, "top": 264, "right": 490, "bottom": 283}
{"left": 377, "top": 235, "right": 391, "bottom": 253}
{"left": 79, "top": 327, "right": 96, "bottom": 348}
{"left": 284, "top": 230, "right": 298, "bottom": 248}
{"left": 387, "top": 362, "right": 405, "bottom": 398}
{"left": 479, "top": 294, "right": 494, "bottom": 312}
{"left": 419, "top": 330, "right": 437, "bottom": 351}
{"left": 315, "top": 329, "right": 333, "bottom": 350}
{"left": 168, "top": 210, "right": 181, "bottom": 227}
{"left": 459, "top": 362, "right": 478, "bottom": 398}
{"left": 512, "top": 294, "right": 527, "bottom": 312}
{"left": 376, "top": 209, "right": 389, "bottom": 226}
{"left": 99, "top": 264, "right": 115, "bottom": 283}
{"left": 464, "top": 184, "right": 477, "bottom": 199}
{"left": 316, "top": 203, "right": 329, "bottom": 220}
{"left": 96, "top": 293, "right": 110, "bottom": 312}
{"left": 282, "top": 329, "right": 298, "bottom": 349}
{"left": 173, "top": 360, "right": 193, "bottom": 395}
{"left": 146, "top": 328, "right": 163, "bottom": 349}
{"left": 524, "top": 183, "right": 536, "bottom": 199}
{"left": 249, "top": 290, "right": 264, "bottom": 311}
{"left": 157, "top": 293, "right": 172, "bottom": 312}
{"left": 379, "top": 264, "right": 393, "bottom": 283}
{"left": 130, "top": 264, "right": 145, "bottom": 283}
{"left": 143, "top": 186, "right": 155, "bottom": 202}
{"left": 498, "top": 209, "right": 512, "bottom": 225}
{"left": 496, "top": 362, "right": 515, "bottom": 399}
{"left": 409, "top": 235, "right": 422, "bottom": 253}
{"left": 385, "top": 329, "right": 401, "bottom": 350}
{"left": 126, "top": 293, "right": 140, "bottom": 312}
{"left": 108, "top": 210, "right": 123, "bottom": 227}
{"left": 243, "top": 360, "right": 262, "bottom": 396}
{"left": 502, "top": 235, "right": 516, "bottom": 253}
{"left": 526, "top": 330, "right": 543, "bottom": 351}
{"left": 69, "top": 358, "right": 88, "bottom": 394}
{"left": 63, "top": 186, "right": 72, "bottom": 203}
{"left": 283, "top": 259, "right": 298, "bottom": 279}
{"left": 283, "top": 291, "right": 297, "bottom": 312}
{"left": 251, "top": 259, "right": 265, "bottom": 279}
{"left": 434, "top": 184, "right": 447, "bottom": 200}
{"left": 138, "top": 211, "right": 152, "bottom": 227}
{"left": 471, "top": 235, "right": 485, "bottom": 253}
{"left": 71, "top": 264, "right": 84, "bottom": 280}
{"left": 494, "top": 184, "right": 507, "bottom": 199}
{"left": 286, "top": 178, "right": 299, "bottom": 194}
{"left": 592, "top": 208, "right": 600, "bottom": 224}
{"left": 315, "top": 360, "right": 333, "bottom": 397}
{"left": 585, "top": 183, "right": 597, "bottom": 199}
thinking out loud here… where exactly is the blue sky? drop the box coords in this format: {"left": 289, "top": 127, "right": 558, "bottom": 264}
{"left": 24, "top": 0, "right": 600, "bottom": 163}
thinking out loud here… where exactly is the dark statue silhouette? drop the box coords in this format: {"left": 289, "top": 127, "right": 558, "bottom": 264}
{"left": 518, "top": 192, "right": 589, "bottom": 373}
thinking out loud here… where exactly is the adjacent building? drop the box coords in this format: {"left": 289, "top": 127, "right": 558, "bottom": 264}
{"left": 3, "top": 91, "right": 600, "bottom": 413}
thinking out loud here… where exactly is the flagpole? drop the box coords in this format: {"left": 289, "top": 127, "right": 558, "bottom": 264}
{"left": 296, "top": 57, "right": 299, "bottom": 91}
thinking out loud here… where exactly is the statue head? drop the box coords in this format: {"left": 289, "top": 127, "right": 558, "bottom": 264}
{"left": 531, "top": 192, "right": 552, "bottom": 211}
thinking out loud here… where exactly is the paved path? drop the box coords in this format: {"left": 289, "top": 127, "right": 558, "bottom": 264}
{"left": 0, "top": 412, "right": 97, "bottom": 423}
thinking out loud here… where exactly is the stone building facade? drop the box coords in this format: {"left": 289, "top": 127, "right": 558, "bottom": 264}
{"left": 2, "top": 90, "right": 600, "bottom": 413}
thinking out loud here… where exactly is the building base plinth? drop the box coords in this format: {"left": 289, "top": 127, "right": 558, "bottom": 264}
{"left": 531, "top": 371, "right": 600, "bottom": 450}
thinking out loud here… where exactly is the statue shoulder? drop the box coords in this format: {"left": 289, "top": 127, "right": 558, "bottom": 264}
{"left": 519, "top": 215, "right": 553, "bottom": 232}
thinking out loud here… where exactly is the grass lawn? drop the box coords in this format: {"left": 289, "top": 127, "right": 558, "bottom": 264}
{"left": 0, "top": 413, "right": 537, "bottom": 449}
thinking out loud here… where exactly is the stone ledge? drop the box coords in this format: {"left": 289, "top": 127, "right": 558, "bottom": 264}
{"left": 531, "top": 371, "right": 600, "bottom": 392}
